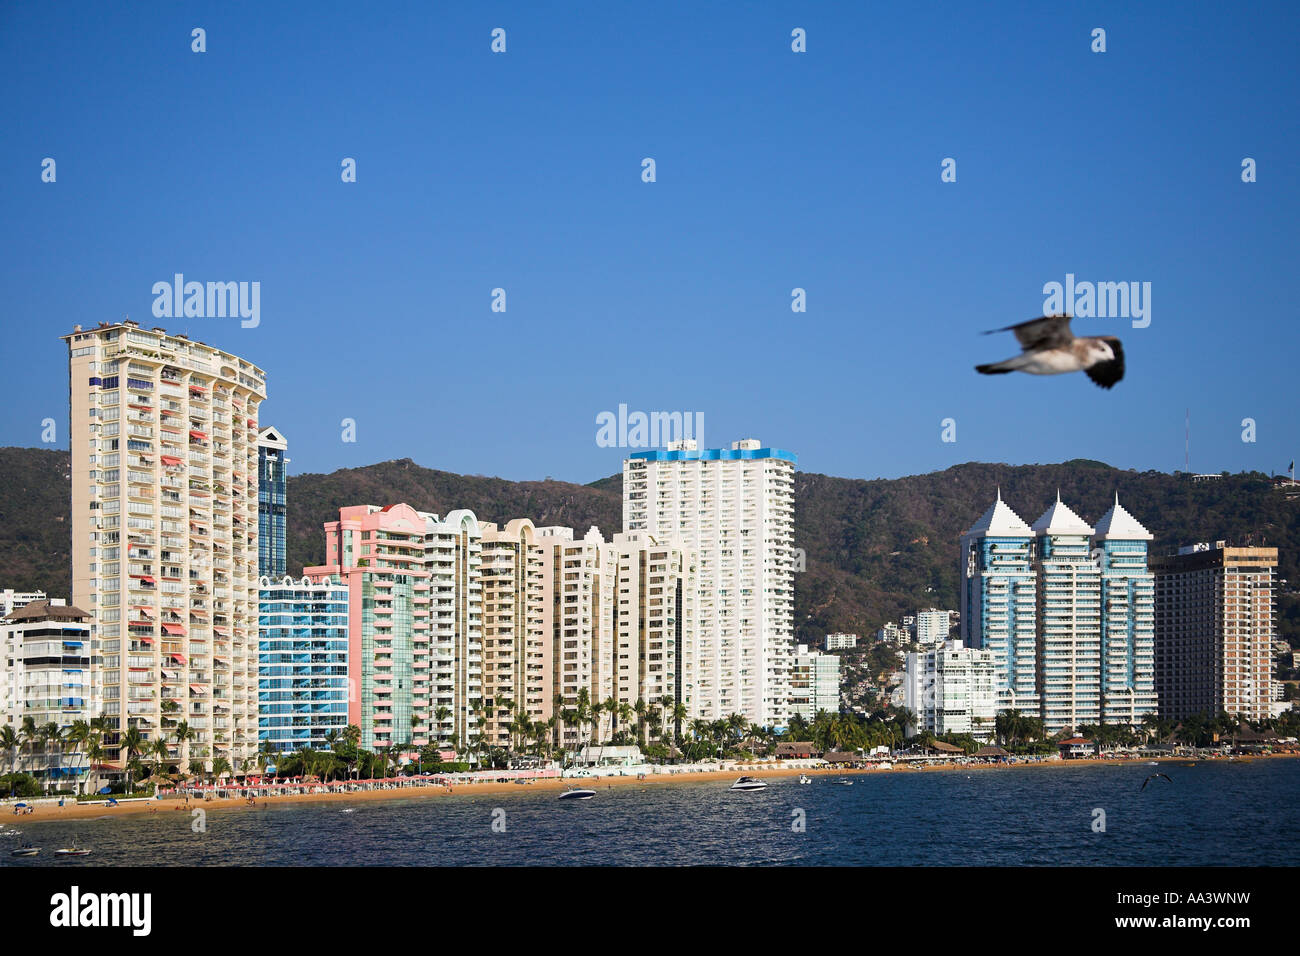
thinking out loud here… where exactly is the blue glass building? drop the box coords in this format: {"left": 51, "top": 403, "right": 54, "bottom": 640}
{"left": 257, "top": 427, "right": 288, "bottom": 579}
{"left": 257, "top": 578, "right": 350, "bottom": 753}
{"left": 959, "top": 492, "right": 1040, "bottom": 717}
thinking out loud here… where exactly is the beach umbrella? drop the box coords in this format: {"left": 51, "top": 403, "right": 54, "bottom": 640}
{"left": 98, "top": 786, "right": 111, "bottom": 795}
{"left": 14, "top": 802, "right": 28, "bottom": 808}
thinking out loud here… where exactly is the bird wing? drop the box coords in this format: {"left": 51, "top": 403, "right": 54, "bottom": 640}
{"left": 985, "top": 315, "right": 1075, "bottom": 352}
{"left": 1085, "top": 338, "right": 1125, "bottom": 390}
{"left": 1140, "top": 777, "right": 1149, "bottom": 791}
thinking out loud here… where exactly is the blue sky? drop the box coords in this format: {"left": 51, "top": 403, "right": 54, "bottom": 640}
{"left": 2, "top": 1, "right": 1297, "bottom": 483}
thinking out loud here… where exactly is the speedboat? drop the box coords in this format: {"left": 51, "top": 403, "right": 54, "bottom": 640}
{"left": 729, "top": 776, "right": 767, "bottom": 792}
{"left": 55, "top": 846, "right": 91, "bottom": 857}
{"left": 836, "top": 778, "right": 854, "bottom": 786}
{"left": 558, "top": 787, "right": 596, "bottom": 800}
{"left": 11, "top": 843, "right": 39, "bottom": 857}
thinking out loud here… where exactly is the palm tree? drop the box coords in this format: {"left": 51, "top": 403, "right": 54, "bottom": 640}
{"left": 152, "top": 738, "right": 169, "bottom": 781}
{"left": 0, "top": 725, "right": 18, "bottom": 777}
{"left": 19, "top": 716, "right": 38, "bottom": 778}
{"left": 634, "top": 699, "right": 647, "bottom": 747}
{"left": 65, "top": 719, "right": 90, "bottom": 791}
{"left": 210, "top": 755, "right": 232, "bottom": 781}
{"left": 434, "top": 706, "right": 452, "bottom": 748}
{"left": 121, "top": 727, "right": 145, "bottom": 793}
{"left": 41, "top": 722, "right": 65, "bottom": 794}
{"left": 671, "top": 702, "right": 688, "bottom": 744}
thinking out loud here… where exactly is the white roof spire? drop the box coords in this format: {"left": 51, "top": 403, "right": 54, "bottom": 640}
{"left": 964, "top": 493, "right": 1032, "bottom": 537}
{"left": 1032, "top": 496, "right": 1094, "bottom": 535}
{"left": 1093, "top": 492, "right": 1154, "bottom": 541}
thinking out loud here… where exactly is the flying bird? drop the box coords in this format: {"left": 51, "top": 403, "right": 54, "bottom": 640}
{"left": 1140, "top": 772, "right": 1172, "bottom": 792}
{"left": 975, "top": 314, "right": 1124, "bottom": 389}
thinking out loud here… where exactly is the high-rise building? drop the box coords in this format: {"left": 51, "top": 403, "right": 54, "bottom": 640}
{"left": 903, "top": 639, "right": 997, "bottom": 740}
{"left": 1092, "top": 495, "right": 1158, "bottom": 726}
{"left": 963, "top": 492, "right": 1158, "bottom": 735}
{"left": 1, "top": 600, "right": 98, "bottom": 789}
{"left": 306, "top": 504, "right": 429, "bottom": 752}
{"left": 960, "top": 492, "right": 1040, "bottom": 718}
{"left": 479, "top": 519, "right": 547, "bottom": 748}
{"left": 421, "top": 510, "right": 483, "bottom": 747}
{"left": 257, "top": 575, "right": 349, "bottom": 754}
{"left": 304, "top": 504, "right": 484, "bottom": 752}
{"left": 1152, "top": 543, "right": 1278, "bottom": 722}
{"left": 62, "top": 321, "right": 266, "bottom": 773}
{"left": 1031, "top": 495, "right": 1102, "bottom": 734}
{"left": 790, "top": 643, "right": 840, "bottom": 720}
{"left": 257, "top": 427, "right": 288, "bottom": 579}
{"left": 605, "top": 530, "right": 697, "bottom": 739}
{"left": 623, "top": 438, "right": 796, "bottom": 728}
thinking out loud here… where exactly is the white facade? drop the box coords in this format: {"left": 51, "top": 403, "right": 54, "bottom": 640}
{"left": 624, "top": 439, "right": 796, "bottom": 727}
{"left": 420, "top": 509, "right": 483, "bottom": 745}
{"left": 790, "top": 643, "right": 840, "bottom": 719}
{"left": 1, "top": 589, "right": 48, "bottom": 619}
{"left": 63, "top": 322, "right": 265, "bottom": 773}
{"left": 825, "top": 632, "right": 858, "bottom": 651}
{"left": 903, "top": 640, "right": 997, "bottom": 740}
{"left": 915, "top": 609, "right": 952, "bottom": 645}
{"left": 1, "top": 601, "right": 100, "bottom": 789}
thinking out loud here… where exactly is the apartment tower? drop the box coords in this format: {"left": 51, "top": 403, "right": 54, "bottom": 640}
{"left": 1151, "top": 543, "right": 1278, "bottom": 722}
{"left": 63, "top": 321, "right": 265, "bottom": 773}
{"left": 959, "top": 492, "right": 1040, "bottom": 718}
{"left": 623, "top": 438, "right": 796, "bottom": 728}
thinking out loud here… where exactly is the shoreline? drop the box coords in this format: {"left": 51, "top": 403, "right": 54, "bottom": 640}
{"left": 3, "top": 753, "right": 1294, "bottom": 825}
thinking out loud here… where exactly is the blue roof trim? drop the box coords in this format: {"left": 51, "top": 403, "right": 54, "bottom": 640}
{"left": 629, "top": 447, "right": 797, "bottom": 464}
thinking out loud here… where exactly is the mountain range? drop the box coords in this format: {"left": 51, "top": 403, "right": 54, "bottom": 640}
{"left": 2, "top": 447, "right": 1295, "bottom": 644}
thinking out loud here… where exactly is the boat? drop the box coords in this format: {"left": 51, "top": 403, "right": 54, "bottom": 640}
{"left": 558, "top": 787, "right": 596, "bottom": 800}
{"left": 836, "top": 778, "right": 854, "bottom": 786}
{"left": 797, "top": 774, "right": 812, "bottom": 784}
{"left": 11, "top": 843, "right": 39, "bottom": 857}
{"left": 876, "top": 761, "right": 893, "bottom": 770}
{"left": 729, "top": 776, "right": 767, "bottom": 792}
{"left": 54, "top": 837, "right": 91, "bottom": 857}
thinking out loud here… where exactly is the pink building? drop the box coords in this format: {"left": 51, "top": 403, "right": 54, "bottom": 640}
{"left": 305, "top": 504, "right": 432, "bottom": 752}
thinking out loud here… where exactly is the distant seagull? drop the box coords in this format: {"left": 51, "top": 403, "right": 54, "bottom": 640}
{"left": 1140, "top": 772, "right": 1172, "bottom": 792}
{"left": 975, "top": 314, "right": 1124, "bottom": 389}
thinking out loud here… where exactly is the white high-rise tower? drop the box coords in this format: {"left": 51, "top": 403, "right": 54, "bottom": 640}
{"left": 623, "top": 438, "right": 796, "bottom": 728}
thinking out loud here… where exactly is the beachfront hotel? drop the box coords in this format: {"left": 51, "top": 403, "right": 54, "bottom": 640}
{"left": 305, "top": 504, "right": 433, "bottom": 752}
{"left": 257, "top": 575, "right": 350, "bottom": 754}
{"left": 479, "top": 519, "right": 548, "bottom": 748}
{"left": 1031, "top": 495, "right": 1104, "bottom": 734}
{"left": 903, "top": 640, "right": 998, "bottom": 740}
{"left": 962, "top": 492, "right": 1159, "bottom": 734}
{"left": 304, "top": 504, "right": 485, "bottom": 751}
{"left": 62, "top": 321, "right": 265, "bottom": 773}
{"left": 959, "top": 492, "right": 1041, "bottom": 718}
{"left": 0, "top": 599, "right": 99, "bottom": 787}
{"left": 1152, "top": 543, "right": 1278, "bottom": 722}
{"left": 623, "top": 438, "right": 797, "bottom": 728}
{"left": 421, "top": 510, "right": 484, "bottom": 748}
{"left": 1092, "top": 496, "right": 1158, "bottom": 727}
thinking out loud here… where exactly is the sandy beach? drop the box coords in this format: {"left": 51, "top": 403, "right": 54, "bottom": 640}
{"left": 3, "top": 753, "right": 1293, "bottom": 825}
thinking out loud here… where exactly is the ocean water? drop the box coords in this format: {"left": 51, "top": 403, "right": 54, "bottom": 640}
{"left": 3, "top": 760, "right": 1296, "bottom": 866}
